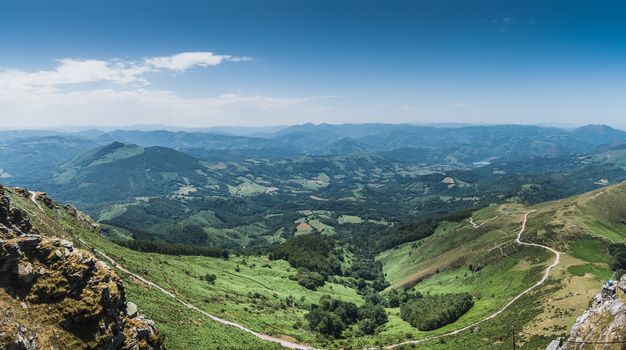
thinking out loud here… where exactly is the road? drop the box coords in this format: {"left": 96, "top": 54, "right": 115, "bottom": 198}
{"left": 384, "top": 211, "right": 560, "bottom": 349}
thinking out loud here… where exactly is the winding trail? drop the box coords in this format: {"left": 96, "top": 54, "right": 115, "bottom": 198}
{"left": 385, "top": 211, "right": 560, "bottom": 349}
{"left": 82, "top": 238, "right": 318, "bottom": 350}
{"left": 28, "top": 190, "right": 44, "bottom": 211}
{"left": 28, "top": 191, "right": 559, "bottom": 350}
{"left": 469, "top": 215, "right": 499, "bottom": 229}
{"left": 27, "top": 189, "right": 317, "bottom": 350}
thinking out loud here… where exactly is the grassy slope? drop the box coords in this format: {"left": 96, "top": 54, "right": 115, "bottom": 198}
{"left": 8, "top": 188, "right": 366, "bottom": 349}
{"left": 377, "top": 183, "right": 626, "bottom": 348}
{"left": 11, "top": 181, "right": 626, "bottom": 349}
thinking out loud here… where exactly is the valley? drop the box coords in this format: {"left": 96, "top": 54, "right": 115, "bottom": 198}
{"left": 3, "top": 124, "right": 626, "bottom": 349}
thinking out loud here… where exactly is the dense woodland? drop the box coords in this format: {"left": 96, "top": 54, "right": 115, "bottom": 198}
{"left": 400, "top": 293, "right": 474, "bottom": 331}
{"left": 306, "top": 295, "right": 388, "bottom": 337}
{"left": 113, "top": 239, "right": 230, "bottom": 259}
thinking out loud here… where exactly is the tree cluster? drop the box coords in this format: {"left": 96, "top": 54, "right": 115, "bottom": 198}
{"left": 400, "top": 293, "right": 473, "bottom": 331}
{"left": 306, "top": 295, "right": 388, "bottom": 338}
{"left": 113, "top": 239, "right": 229, "bottom": 259}
{"left": 269, "top": 234, "right": 342, "bottom": 276}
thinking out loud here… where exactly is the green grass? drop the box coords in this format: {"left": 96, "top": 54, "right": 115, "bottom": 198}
{"left": 567, "top": 264, "right": 612, "bottom": 281}
{"left": 90, "top": 240, "right": 362, "bottom": 345}
{"left": 569, "top": 239, "right": 613, "bottom": 264}
{"left": 587, "top": 222, "right": 624, "bottom": 242}
{"left": 4, "top": 190, "right": 362, "bottom": 349}
{"left": 338, "top": 215, "right": 363, "bottom": 224}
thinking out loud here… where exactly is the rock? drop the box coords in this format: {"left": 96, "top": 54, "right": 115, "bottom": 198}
{"left": 0, "top": 189, "right": 163, "bottom": 349}
{"left": 552, "top": 283, "right": 626, "bottom": 349}
{"left": 59, "top": 239, "right": 73, "bottom": 249}
{"left": 17, "top": 236, "right": 41, "bottom": 253}
{"left": 546, "top": 338, "right": 562, "bottom": 350}
{"left": 126, "top": 302, "right": 138, "bottom": 318}
{"left": 16, "top": 262, "right": 34, "bottom": 283}
{"left": 13, "top": 324, "right": 36, "bottom": 350}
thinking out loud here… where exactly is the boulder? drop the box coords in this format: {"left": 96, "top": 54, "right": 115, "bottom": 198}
{"left": 126, "top": 302, "right": 138, "bottom": 318}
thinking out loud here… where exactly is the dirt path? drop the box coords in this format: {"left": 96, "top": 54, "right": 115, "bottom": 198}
{"left": 469, "top": 215, "right": 499, "bottom": 229}
{"left": 81, "top": 237, "right": 318, "bottom": 349}
{"left": 27, "top": 191, "right": 316, "bottom": 349}
{"left": 385, "top": 211, "right": 560, "bottom": 349}
{"left": 28, "top": 190, "right": 44, "bottom": 211}
{"left": 29, "top": 190, "right": 559, "bottom": 350}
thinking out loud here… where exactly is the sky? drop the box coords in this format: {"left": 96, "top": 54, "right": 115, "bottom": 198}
{"left": 2, "top": 0, "right": 626, "bottom": 129}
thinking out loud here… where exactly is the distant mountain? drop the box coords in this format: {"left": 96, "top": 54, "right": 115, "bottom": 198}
{"left": 569, "top": 124, "right": 626, "bottom": 146}
{"left": 96, "top": 129, "right": 294, "bottom": 151}
{"left": 50, "top": 143, "right": 210, "bottom": 205}
{"left": 0, "top": 136, "right": 99, "bottom": 184}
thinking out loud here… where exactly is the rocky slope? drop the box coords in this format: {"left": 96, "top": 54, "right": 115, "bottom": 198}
{"left": 0, "top": 185, "right": 163, "bottom": 349}
{"left": 548, "top": 274, "right": 626, "bottom": 350}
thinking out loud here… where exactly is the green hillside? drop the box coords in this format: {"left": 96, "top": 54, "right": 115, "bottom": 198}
{"left": 8, "top": 182, "right": 626, "bottom": 349}
{"left": 376, "top": 183, "right": 626, "bottom": 349}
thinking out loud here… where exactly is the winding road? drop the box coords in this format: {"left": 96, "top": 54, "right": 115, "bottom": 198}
{"left": 28, "top": 191, "right": 559, "bottom": 350}
{"left": 384, "top": 211, "right": 561, "bottom": 349}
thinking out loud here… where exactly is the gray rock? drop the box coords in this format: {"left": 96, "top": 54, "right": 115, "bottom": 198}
{"left": 126, "top": 302, "right": 138, "bottom": 318}
{"left": 16, "top": 262, "right": 34, "bottom": 283}
{"left": 546, "top": 338, "right": 562, "bottom": 350}
{"left": 59, "top": 239, "right": 73, "bottom": 248}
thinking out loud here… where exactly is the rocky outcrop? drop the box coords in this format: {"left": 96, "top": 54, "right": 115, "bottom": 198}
{"left": 0, "top": 186, "right": 163, "bottom": 349}
{"left": 548, "top": 275, "right": 626, "bottom": 349}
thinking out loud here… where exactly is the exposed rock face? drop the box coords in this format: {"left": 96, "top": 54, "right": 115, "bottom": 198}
{"left": 548, "top": 275, "right": 626, "bottom": 349}
{"left": 0, "top": 187, "right": 163, "bottom": 349}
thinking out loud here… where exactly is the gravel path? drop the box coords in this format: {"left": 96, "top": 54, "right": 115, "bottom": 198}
{"left": 385, "top": 211, "right": 560, "bottom": 349}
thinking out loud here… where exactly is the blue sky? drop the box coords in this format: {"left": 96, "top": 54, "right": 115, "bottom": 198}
{"left": 2, "top": 0, "right": 626, "bottom": 128}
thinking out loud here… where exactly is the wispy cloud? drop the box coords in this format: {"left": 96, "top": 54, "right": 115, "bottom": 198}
{"left": 0, "top": 51, "right": 251, "bottom": 91}
{"left": 145, "top": 52, "right": 253, "bottom": 71}
{"left": 0, "top": 52, "right": 328, "bottom": 127}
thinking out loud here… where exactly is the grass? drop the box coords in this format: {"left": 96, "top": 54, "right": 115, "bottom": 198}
{"left": 338, "top": 215, "right": 363, "bottom": 224}
{"left": 83, "top": 237, "right": 363, "bottom": 346}
{"left": 568, "top": 239, "right": 613, "bottom": 264}
{"left": 567, "top": 263, "right": 612, "bottom": 280}
{"left": 587, "top": 221, "right": 624, "bottom": 242}
{"left": 5, "top": 189, "right": 361, "bottom": 349}
{"left": 13, "top": 182, "right": 626, "bottom": 349}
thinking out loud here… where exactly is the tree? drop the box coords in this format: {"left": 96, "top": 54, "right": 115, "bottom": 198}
{"left": 359, "top": 318, "right": 378, "bottom": 335}
{"left": 204, "top": 273, "right": 217, "bottom": 284}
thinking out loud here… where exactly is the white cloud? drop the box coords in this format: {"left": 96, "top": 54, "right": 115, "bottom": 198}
{"left": 145, "top": 52, "right": 252, "bottom": 71}
{"left": 0, "top": 52, "right": 330, "bottom": 128}
{"left": 0, "top": 51, "right": 250, "bottom": 92}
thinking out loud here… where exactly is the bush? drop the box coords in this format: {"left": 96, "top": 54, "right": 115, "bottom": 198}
{"left": 359, "top": 318, "right": 378, "bottom": 335}
{"left": 306, "top": 310, "right": 345, "bottom": 338}
{"left": 608, "top": 243, "right": 626, "bottom": 269}
{"left": 400, "top": 293, "right": 474, "bottom": 331}
{"left": 294, "top": 269, "right": 326, "bottom": 290}
{"left": 204, "top": 273, "right": 217, "bottom": 284}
